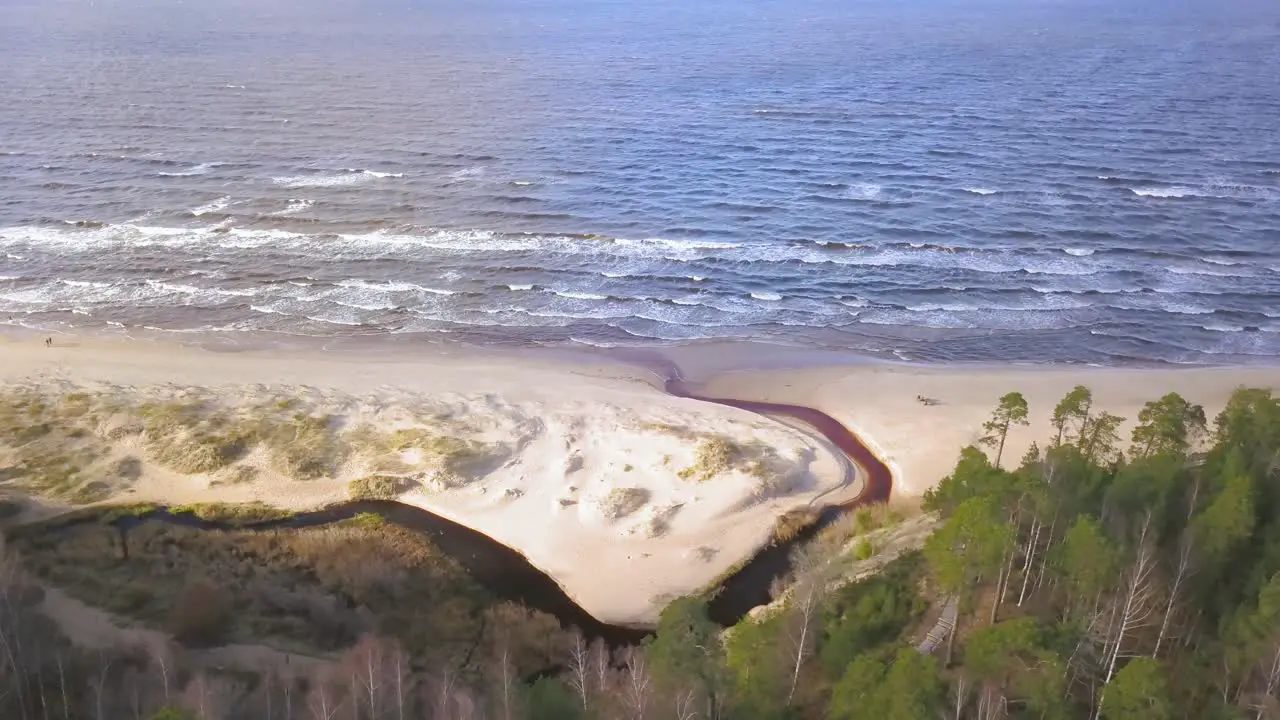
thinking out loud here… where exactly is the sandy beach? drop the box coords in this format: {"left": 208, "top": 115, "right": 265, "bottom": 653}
{"left": 0, "top": 335, "right": 850, "bottom": 627}
{"left": 701, "top": 362, "right": 1280, "bottom": 497}
{"left": 3, "top": 334, "right": 1279, "bottom": 625}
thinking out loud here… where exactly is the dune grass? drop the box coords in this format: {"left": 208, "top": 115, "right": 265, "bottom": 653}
{"left": 770, "top": 507, "right": 822, "bottom": 544}
{"left": 169, "top": 502, "right": 295, "bottom": 524}
{"left": 600, "top": 487, "right": 651, "bottom": 521}
{"left": 347, "top": 474, "right": 416, "bottom": 500}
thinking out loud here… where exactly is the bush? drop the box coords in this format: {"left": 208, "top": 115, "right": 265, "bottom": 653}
{"left": 348, "top": 475, "right": 415, "bottom": 500}
{"left": 599, "top": 487, "right": 650, "bottom": 521}
{"left": 679, "top": 436, "right": 741, "bottom": 482}
{"left": 854, "top": 538, "right": 874, "bottom": 560}
{"left": 772, "top": 507, "right": 821, "bottom": 544}
{"left": 167, "top": 579, "right": 232, "bottom": 647}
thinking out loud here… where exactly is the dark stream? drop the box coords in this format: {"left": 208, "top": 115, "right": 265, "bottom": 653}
{"left": 19, "top": 361, "right": 892, "bottom": 644}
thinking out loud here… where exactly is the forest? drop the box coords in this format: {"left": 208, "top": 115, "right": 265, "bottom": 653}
{"left": 0, "top": 384, "right": 1278, "bottom": 719}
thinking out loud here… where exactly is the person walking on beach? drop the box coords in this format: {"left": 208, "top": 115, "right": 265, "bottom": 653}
{"left": 45, "top": 337, "right": 52, "bottom": 348}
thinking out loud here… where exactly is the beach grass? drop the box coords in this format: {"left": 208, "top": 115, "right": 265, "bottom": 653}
{"left": 347, "top": 474, "right": 416, "bottom": 500}
{"left": 169, "top": 501, "right": 295, "bottom": 524}
{"left": 770, "top": 507, "right": 821, "bottom": 544}
{"left": 600, "top": 487, "right": 651, "bottom": 521}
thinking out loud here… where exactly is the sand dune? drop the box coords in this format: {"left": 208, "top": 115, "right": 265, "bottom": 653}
{"left": 8, "top": 335, "right": 1277, "bottom": 624}
{"left": 0, "top": 337, "right": 848, "bottom": 626}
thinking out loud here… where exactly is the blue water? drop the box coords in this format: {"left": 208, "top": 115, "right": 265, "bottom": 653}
{"left": 1, "top": 0, "right": 1278, "bottom": 363}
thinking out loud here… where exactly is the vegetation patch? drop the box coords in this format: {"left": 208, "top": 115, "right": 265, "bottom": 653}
{"left": 599, "top": 487, "right": 650, "bottom": 521}
{"left": 770, "top": 506, "right": 821, "bottom": 544}
{"left": 11, "top": 511, "right": 564, "bottom": 674}
{"left": 348, "top": 474, "right": 417, "bottom": 500}
{"left": 168, "top": 502, "right": 294, "bottom": 524}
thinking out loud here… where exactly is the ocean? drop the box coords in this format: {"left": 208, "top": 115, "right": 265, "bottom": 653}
{"left": 2, "top": 0, "right": 1278, "bottom": 364}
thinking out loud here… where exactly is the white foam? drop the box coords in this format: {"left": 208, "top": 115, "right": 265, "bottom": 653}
{"left": 963, "top": 187, "right": 997, "bottom": 195}
{"left": 158, "top": 162, "right": 219, "bottom": 177}
{"left": 272, "top": 170, "right": 400, "bottom": 188}
{"left": 1130, "top": 186, "right": 1197, "bottom": 198}
{"left": 614, "top": 237, "right": 740, "bottom": 251}
{"left": 552, "top": 290, "right": 609, "bottom": 301}
{"left": 0, "top": 275, "right": 21, "bottom": 281}
{"left": 511, "top": 181, "right": 535, "bottom": 186}
{"left": 689, "top": 276, "right": 706, "bottom": 282}
{"left": 1202, "top": 323, "right": 1244, "bottom": 332}
{"left": 847, "top": 183, "right": 882, "bottom": 200}
{"left": 1063, "top": 248, "right": 1095, "bottom": 256}
{"left": 190, "top": 196, "right": 232, "bottom": 216}
{"left": 250, "top": 305, "right": 289, "bottom": 316}
{"left": 507, "top": 284, "right": 534, "bottom": 291}
{"left": 275, "top": 199, "right": 315, "bottom": 216}
{"left": 337, "top": 279, "right": 438, "bottom": 294}
{"left": 750, "top": 292, "right": 782, "bottom": 301}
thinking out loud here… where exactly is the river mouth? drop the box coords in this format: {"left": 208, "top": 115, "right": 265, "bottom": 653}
{"left": 1, "top": 354, "right": 893, "bottom": 646}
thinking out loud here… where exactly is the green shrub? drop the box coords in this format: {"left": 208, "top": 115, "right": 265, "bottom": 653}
{"left": 854, "top": 538, "right": 875, "bottom": 560}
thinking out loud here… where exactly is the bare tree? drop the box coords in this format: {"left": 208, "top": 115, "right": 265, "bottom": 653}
{"left": 622, "top": 648, "right": 652, "bottom": 720}
{"left": 673, "top": 687, "right": 699, "bottom": 720}
{"left": 589, "top": 638, "right": 610, "bottom": 697}
{"left": 493, "top": 646, "right": 515, "bottom": 720}
{"left": 1089, "top": 517, "right": 1159, "bottom": 720}
{"left": 566, "top": 630, "right": 591, "bottom": 711}
{"left": 342, "top": 634, "right": 409, "bottom": 720}
{"left": 784, "top": 548, "right": 829, "bottom": 706}
{"left": 181, "top": 672, "right": 239, "bottom": 720}
{"left": 306, "top": 671, "right": 344, "bottom": 720}
{"left": 1153, "top": 532, "right": 1196, "bottom": 658}
{"left": 951, "top": 674, "right": 969, "bottom": 720}
{"left": 146, "top": 636, "right": 180, "bottom": 706}
{"left": 428, "top": 668, "right": 458, "bottom": 720}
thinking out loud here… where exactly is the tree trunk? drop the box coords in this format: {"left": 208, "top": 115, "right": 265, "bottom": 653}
{"left": 1153, "top": 537, "right": 1194, "bottom": 659}
{"left": 1017, "top": 516, "right": 1041, "bottom": 606}
{"left": 995, "top": 424, "right": 1008, "bottom": 468}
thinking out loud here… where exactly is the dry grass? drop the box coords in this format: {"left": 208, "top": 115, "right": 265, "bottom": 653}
{"left": 348, "top": 474, "right": 416, "bottom": 500}
{"left": 599, "top": 487, "right": 650, "bottom": 521}
{"left": 813, "top": 503, "right": 907, "bottom": 553}
{"left": 770, "top": 507, "right": 821, "bottom": 544}
{"left": 678, "top": 436, "right": 740, "bottom": 482}
{"left": 254, "top": 412, "right": 345, "bottom": 480}
{"left": 11, "top": 510, "right": 566, "bottom": 673}
{"left": 169, "top": 502, "right": 294, "bottom": 524}
{"left": 136, "top": 399, "right": 253, "bottom": 474}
